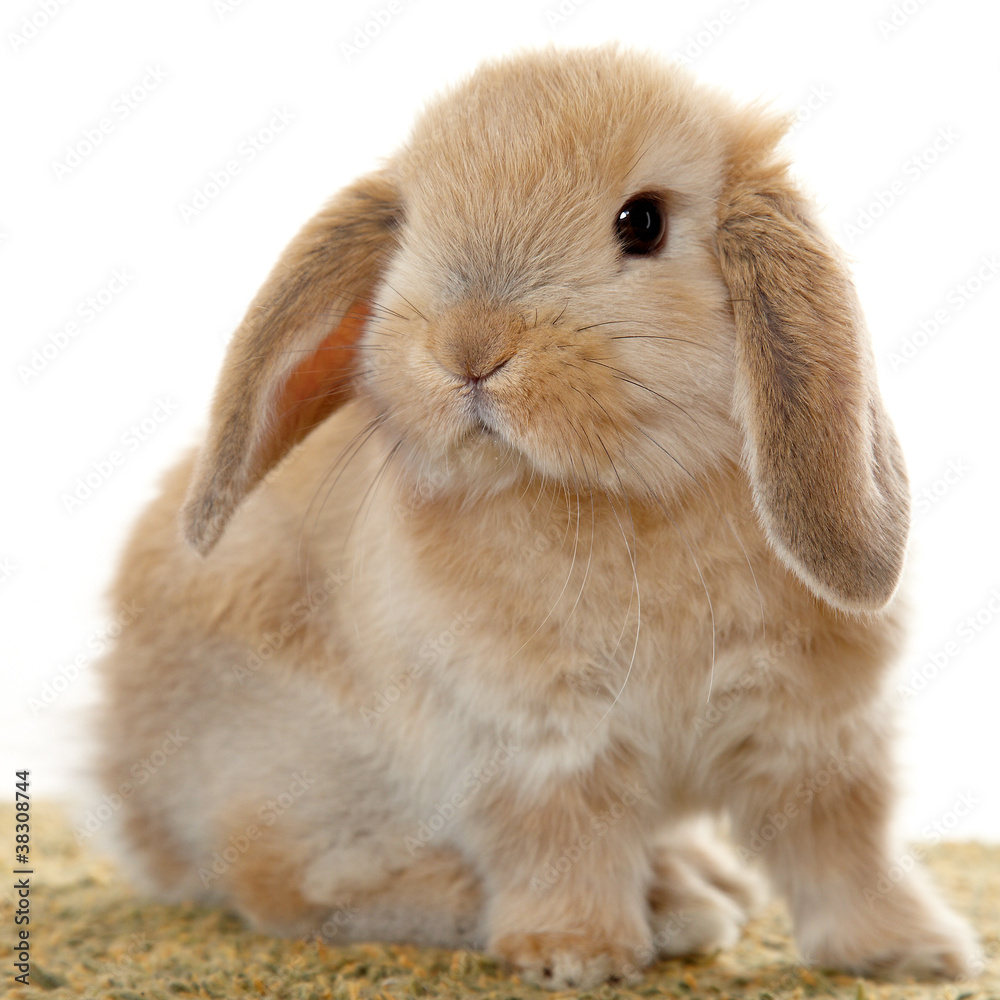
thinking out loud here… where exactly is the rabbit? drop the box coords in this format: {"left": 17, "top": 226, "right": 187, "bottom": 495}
{"left": 94, "top": 45, "right": 980, "bottom": 990}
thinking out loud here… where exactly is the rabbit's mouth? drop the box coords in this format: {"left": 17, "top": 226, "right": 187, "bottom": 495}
{"left": 461, "top": 377, "right": 509, "bottom": 443}
{"left": 467, "top": 394, "right": 500, "bottom": 439}
{"left": 472, "top": 416, "right": 498, "bottom": 439}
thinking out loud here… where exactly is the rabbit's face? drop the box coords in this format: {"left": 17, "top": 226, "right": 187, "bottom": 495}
{"left": 182, "top": 46, "right": 908, "bottom": 613}
{"left": 358, "top": 50, "right": 741, "bottom": 501}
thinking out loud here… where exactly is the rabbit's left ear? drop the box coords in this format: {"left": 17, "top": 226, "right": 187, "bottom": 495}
{"left": 716, "top": 146, "right": 909, "bottom": 613}
{"left": 181, "top": 172, "right": 401, "bottom": 555}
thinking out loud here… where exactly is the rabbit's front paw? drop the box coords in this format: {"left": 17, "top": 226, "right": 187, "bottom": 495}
{"left": 648, "top": 828, "right": 765, "bottom": 957}
{"left": 796, "top": 875, "right": 981, "bottom": 980}
{"left": 805, "top": 915, "right": 982, "bottom": 980}
{"left": 493, "top": 931, "right": 645, "bottom": 990}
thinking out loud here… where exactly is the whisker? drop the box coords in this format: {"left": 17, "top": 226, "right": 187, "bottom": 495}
{"left": 268, "top": 387, "right": 356, "bottom": 445}
{"left": 503, "top": 481, "right": 581, "bottom": 668}
{"left": 281, "top": 362, "right": 395, "bottom": 416}
{"left": 297, "top": 414, "right": 386, "bottom": 594}
{"left": 588, "top": 360, "right": 693, "bottom": 419}
{"left": 502, "top": 466, "right": 538, "bottom": 514}
{"left": 349, "top": 435, "right": 405, "bottom": 583}
{"left": 525, "top": 470, "right": 550, "bottom": 519}
{"left": 608, "top": 333, "right": 730, "bottom": 361}
{"left": 621, "top": 453, "right": 717, "bottom": 703}
{"left": 381, "top": 280, "right": 427, "bottom": 322}
{"left": 636, "top": 425, "right": 766, "bottom": 646}
{"left": 589, "top": 473, "right": 641, "bottom": 734}
{"left": 568, "top": 371, "right": 752, "bottom": 675}
{"left": 366, "top": 303, "right": 411, "bottom": 323}
{"left": 576, "top": 320, "right": 633, "bottom": 333}
{"left": 596, "top": 432, "right": 640, "bottom": 640}
{"left": 233, "top": 346, "right": 379, "bottom": 368}
{"left": 560, "top": 486, "right": 596, "bottom": 636}
{"left": 555, "top": 402, "right": 642, "bottom": 727}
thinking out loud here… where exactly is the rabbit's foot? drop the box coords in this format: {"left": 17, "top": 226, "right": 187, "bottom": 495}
{"left": 494, "top": 931, "right": 645, "bottom": 990}
{"left": 648, "top": 827, "right": 765, "bottom": 957}
{"left": 795, "top": 871, "right": 981, "bottom": 980}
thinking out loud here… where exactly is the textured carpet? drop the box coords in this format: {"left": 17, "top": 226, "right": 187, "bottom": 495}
{"left": 2, "top": 803, "right": 998, "bottom": 1000}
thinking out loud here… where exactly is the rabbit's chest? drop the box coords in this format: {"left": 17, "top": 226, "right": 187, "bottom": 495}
{"left": 378, "top": 553, "right": 715, "bottom": 766}
{"left": 348, "top": 477, "right": 781, "bottom": 783}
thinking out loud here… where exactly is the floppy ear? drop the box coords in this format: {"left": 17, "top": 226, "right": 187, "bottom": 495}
{"left": 181, "top": 172, "right": 401, "bottom": 555}
{"left": 716, "top": 147, "right": 909, "bottom": 614}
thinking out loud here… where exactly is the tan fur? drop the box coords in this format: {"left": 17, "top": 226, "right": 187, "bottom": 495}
{"left": 181, "top": 174, "right": 400, "bottom": 553}
{"left": 94, "top": 45, "right": 978, "bottom": 990}
{"left": 221, "top": 815, "right": 329, "bottom": 937}
{"left": 717, "top": 171, "right": 910, "bottom": 612}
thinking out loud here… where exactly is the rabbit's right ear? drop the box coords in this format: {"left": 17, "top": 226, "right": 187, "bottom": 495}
{"left": 181, "top": 172, "right": 401, "bottom": 555}
{"left": 716, "top": 130, "right": 910, "bottom": 614}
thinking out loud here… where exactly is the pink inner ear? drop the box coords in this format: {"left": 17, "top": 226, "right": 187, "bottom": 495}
{"left": 271, "top": 300, "right": 370, "bottom": 452}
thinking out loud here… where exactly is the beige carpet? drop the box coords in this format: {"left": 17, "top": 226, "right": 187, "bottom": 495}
{"left": 3, "top": 803, "right": 998, "bottom": 999}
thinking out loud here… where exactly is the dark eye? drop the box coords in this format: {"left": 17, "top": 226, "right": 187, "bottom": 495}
{"left": 615, "top": 194, "right": 667, "bottom": 256}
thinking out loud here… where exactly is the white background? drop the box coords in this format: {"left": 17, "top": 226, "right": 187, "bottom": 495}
{"left": 2, "top": 0, "right": 998, "bottom": 840}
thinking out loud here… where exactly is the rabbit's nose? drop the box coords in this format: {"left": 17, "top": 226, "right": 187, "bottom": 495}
{"left": 462, "top": 353, "right": 513, "bottom": 385}
{"left": 438, "top": 340, "right": 515, "bottom": 385}
{"left": 427, "top": 301, "right": 522, "bottom": 384}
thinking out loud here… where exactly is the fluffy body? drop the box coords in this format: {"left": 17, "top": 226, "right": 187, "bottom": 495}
{"left": 95, "top": 46, "right": 978, "bottom": 989}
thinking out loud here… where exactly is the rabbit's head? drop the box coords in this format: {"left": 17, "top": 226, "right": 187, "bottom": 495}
{"left": 181, "top": 46, "right": 908, "bottom": 615}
